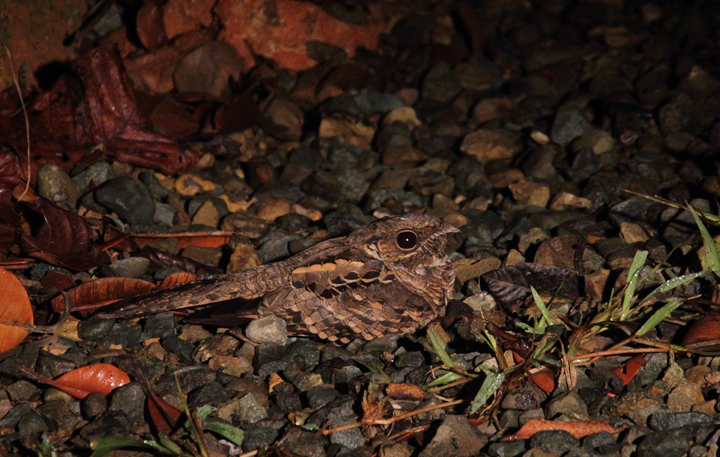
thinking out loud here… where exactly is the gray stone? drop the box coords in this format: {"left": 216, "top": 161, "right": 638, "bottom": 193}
{"left": 551, "top": 109, "right": 594, "bottom": 147}
{"left": 73, "top": 162, "right": 116, "bottom": 193}
{"left": 648, "top": 411, "right": 713, "bottom": 431}
{"left": 245, "top": 316, "right": 288, "bottom": 346}
{"left": 109, "top": 382, "right": 146, "bottom": 421}
{"left": 236, "top": 392, "right": 269, "bottom": 423}
{"left": 95, "top": 176, "right": 155, "bottom": 225}
{"left": 37, "top": 164, "right": 81, "bottom": 205}
{"left": 81, "top": 391, "right": 107, "bottom": 419}
{"left": 107, "top": 257, "right": 150, "bottom": 278}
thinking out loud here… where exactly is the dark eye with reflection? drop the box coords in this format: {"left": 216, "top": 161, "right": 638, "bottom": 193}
{"left": 396, "top": 230, "right": 418, "bottom": 249}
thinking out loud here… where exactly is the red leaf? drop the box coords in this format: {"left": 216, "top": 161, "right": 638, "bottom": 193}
{"left": 145, "top": 384, "right": 183, "bottom": 434}
{"left": 159, "top": 271, "right": 200, "bottom": 289}
{"left": 0, "top": 267, "right": 33, "bottom": 353}
{"left": 21, "top": 363, "right": 130, "bottom": 399}
{"left": 51, "top": 277, "right": 157, "bottom": 312}
{"left": 530, "top": 368, "right": 556, "bottom": 393}
{"left": 504, "top": 419, "right": 626, "bottom": 440}
{"left": 683, "top": 314, "right": 720, "bottom": 351}
{"left": 611, "top": 355, "right": 646, "bottom": 386}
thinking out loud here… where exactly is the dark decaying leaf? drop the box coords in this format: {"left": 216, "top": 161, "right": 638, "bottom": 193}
{"left": 483, "top": 263, "right": 579, "bottom": 310}
{"left": 20, "top": 198, "right": 110, "bottom": 271}
{"left": 15, "top": 46, "right": 200, "bottom": 179}
{"left": 0, "top": 150, "right": 25, "bottom": 190}
{"left": 0, "top": 188, "right": 20, "bottom": 252}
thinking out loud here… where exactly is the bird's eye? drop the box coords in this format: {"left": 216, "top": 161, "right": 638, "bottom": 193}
{"left": 396, "top": 230, "right": 418, "bottom": 249}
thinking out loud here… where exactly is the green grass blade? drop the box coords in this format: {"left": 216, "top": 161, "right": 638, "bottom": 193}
{"left": 530, "top": 286, "right": 554, "bottom": 329}
{"left": 427, "top": 324, "right": 456, "bottom": 367}
{"left": 636, "top": 298, "right": 683, "bottom": 337}
{"left": 688, "top": 205, "right": 720, "bottom": 275}
{"left": 426, "top": 370, "right": 463, "bottom": 387}
{"left": 91, "top": 437, "right": 176, "bottom": 457}
{"left": 640, "top": 271, "right": 705, "bottom": 306}
{"left": 621, "top": 250, "right": 648, "bottom": 320}
{"left": 470, "top": 370, "right": 505, "bottom": 414}
{"left": 202, "top": 422, "right": 245, "bottom": 446}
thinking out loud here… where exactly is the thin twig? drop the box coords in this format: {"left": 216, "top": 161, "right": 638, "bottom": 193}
{"left": 321, "top": 399, "right": 465, "bottom": 435}
{"left": 3, "top": 45, "right": 31, "bottom": 200}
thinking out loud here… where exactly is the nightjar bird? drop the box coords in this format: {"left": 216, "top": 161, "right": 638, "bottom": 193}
{"left": 97, "top": 213, "right": 459, "bottom": 343}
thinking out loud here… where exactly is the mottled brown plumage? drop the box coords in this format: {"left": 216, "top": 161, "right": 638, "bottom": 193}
{"left": 97, "top": 213, "right": 458, "bottom": 343}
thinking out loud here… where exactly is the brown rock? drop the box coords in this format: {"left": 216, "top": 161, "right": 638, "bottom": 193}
{"left": 383, "top": 106, "right": 421, "bottom": 127}
{"left": 488, "top": 169, "right": 525, "bottom": 188}
{"left": 164, "top": 0, "right": 214, "bottom": 39}
{"left": 472, "top": 98, "right": 514, "bottom": 124}
{"left": 191, "top": 200, "right": 220, "bottom": 228}
{"left": 549, "top": 192, "right": 592, "bottom": 211}
{"left": 319, "top": 118, "right": 374, "bottom": 149}
{"left": 535, "top": 235, "right": 579, "bottom": 270}
{"left": 227, "top": 242, "right": 262, "bottom": 273}
{"left": 173, "top": 41, "right": 244, "bottom": 99}
{"left": 382, "top": 146, "right": 428, "bottom": 167}
{"left": 620, "top": 222, "right": 650, "bottom": 244}
{"left": 460, "top": 129, "right": 522, "bottom": 163}
{"left": 175, "top": 174, "right": 217, "bottom": 196}
{"left": 508, "top": 180, "right": 550, "bottom": 208}
{"left": 216, "top": 0, "right": 383, "bottom": 70}
{"left": 263, "top": 98, "right": 305, "bottom": 139}
{"left": 257, "top": 199, "right": 292, "bottom": 221}
{"left": 667, "top": 382, "right": 705, "bottom": 412}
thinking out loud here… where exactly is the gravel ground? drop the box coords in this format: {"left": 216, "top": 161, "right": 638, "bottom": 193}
{"left": 2, "top": 0, "right": 720, "bottom": 456}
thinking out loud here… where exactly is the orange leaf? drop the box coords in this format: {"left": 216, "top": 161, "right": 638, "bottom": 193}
{"left": 21, "top": 363, "right": 130, "bottom": 399}
{"left": 683, "top": 314, "right": 720, "bottom": 351}
{"left": 530, "top": 368, "right": 556, "bottom": 393}
{"left": 0, "top": 267, "right": 34, "bottom": 353}
{"left": 612, "top": 354, "right": 645, "bottom": 386}
{"left": 386, "top": 383, "right": 426, "bottom": 401}
{"left": 504, "top": 419, "right": 626, "bottom": 440}
{"left": 51, "top": 277, "right": 156, "bottom": 312}
{"left": 159, "top": 271, "right": 200, "bottom": 289}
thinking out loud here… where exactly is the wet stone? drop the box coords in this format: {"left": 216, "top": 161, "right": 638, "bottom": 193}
{"left": 95, "top": 176, "right": 156, "bottom": 225}
{"left": 286, "top": 339, "right": 321, "bottom": 370}
{"left": 77, "top": 316, "right": 116, "bottom": 341}
{"left": 188, "top": 381, "right": 231, "bottom": 409}
{"left": 529, "top": 430, "right": 580, "bottom": 454}
{"left": 161, "top": 335, "right": 195, "bottom": 363}
{"left": 109, "top": 382, "right": 145, "bottom": 422}
{"left": 17, "top": 410, "right": 49, "bottom": 436}
{"left": 648, "top": 411, "right": 713, "bottom": 430}
{"left": 0, "top": 403, "right": 33, "bottom": 429}
{"left": 6, "top": 380, "right": 39, "bottom": 402}
{"left": 330, "top": 365, "right": 363, "bottom": 385}
{"left": 36, "top": 351, "right": 76, "bottom": 379}
{"left": 501, "top": 387, "right": 544, "bottom": 410}
{"left": 242, "top": 423, "right": 281, "bottom": 452}
{"left": 307, "top": 385, "right": 341, "bottom": 409}
{"left": 487, "top": 440, "right": 527, "bottom": 457}
{"left": 255, "top": 343, "right": 287, "bottom": 377}
{"left": 282, "top": 427, "right": 327, "bottom": 457}
{"left": 157, "top": 366, "right": 217, "bottom": 397}
{"left": 79, "top": 411, "right": 132, "bottom": 441}
{"left": 101, "top": 322, "right": 143, "bottom": 347}
{"left": 143, "top": 312, "right": 175, "bottom": 339}
{"left": 327, "top": 397, "right": 365, "bottom": 450}
{"left": 551, "top": 109, "right": 594, "bottom": 147}
{"left": 81, "top": 391, "right": 107, "bottom": 419}
{"left": 545, "top": 391, "right": 589, "bottom": 420}
{"left": 236, "top": 392, "right": 270, "bottom": 423}
{"left": 73, "top": 161, "right": 116, "bottom": 193}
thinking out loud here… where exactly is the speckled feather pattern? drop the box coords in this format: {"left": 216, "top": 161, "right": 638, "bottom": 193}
{"left": 97, "top": 213, "right": 458, "bottom": 342}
